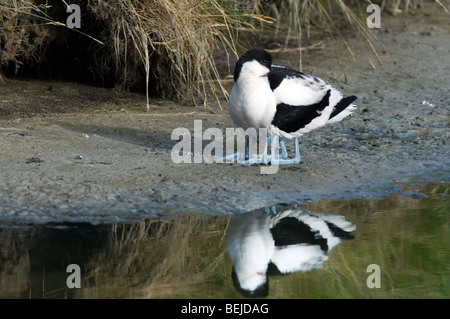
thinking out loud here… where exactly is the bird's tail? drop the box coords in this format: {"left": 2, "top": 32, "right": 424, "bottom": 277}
{"left": 327, "top": 95, "right": 357, "bottom": 124}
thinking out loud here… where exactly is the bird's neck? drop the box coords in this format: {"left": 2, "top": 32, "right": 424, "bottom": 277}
{"left": 237, "top": 73, "right": 270, "bottom": 89}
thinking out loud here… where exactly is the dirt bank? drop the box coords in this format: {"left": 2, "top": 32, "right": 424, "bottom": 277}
{"left": 0, "top": 3, "right": 449, "bottom": 225}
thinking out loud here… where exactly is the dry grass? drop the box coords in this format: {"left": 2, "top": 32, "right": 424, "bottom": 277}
{"left": 81, "top": 215, "right": 232, "bottom": 298}
{"left": 254, "top": 0, "right": 447, "bottom": 73}
{"left": 0, "top": 2, "right": 52, "bottom": 72}
{"left": 86, "top": 0, "right": 273, "bottom": 110}
{"left": 1, "top": 0, "right": 447, "bottom": 109}
{"left": 0, "top": 228, "right": 31, "bottom": 298}
{"left": 259, "top": 0, "right": 389, "bottom": 68}
{"left": 0, "top": 0, "right": 273, "bottom": 109}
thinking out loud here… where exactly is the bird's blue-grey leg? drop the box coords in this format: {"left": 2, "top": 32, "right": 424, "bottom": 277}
{"left": 273, "top": 137, "right": 301, "bottom": 165}
{"left": 270, "top": 134, "right": 280, "bottom": 165}
{"left": 261, "top": 134, "right": 271, "bottom": 164}
{"left": 245, "top": 135, "right": 249, "bottom": 161}
{"left": 219, "top": 133, "right": 249, "bottom": 163}
{"left": 233, "top": 133, "right": 265, "bottom": 166}
{"left": 279, "top": 139, "right": 288, "bottom": 159}
{"left": 271, "top": 205, "right": 277, "bottom": 215}
{"left": 264, "top": 205, "right": 277, "bottom": 216}
{"left": 220, "top": 151, "right": 238, "bottom": 162}
{"left": 293, "top": 137, "right": 301, "bottom": 164}
{"left": 220, "top": 130, "right": 298, "bottom": 166}
{"left": 270, "top": 136, "right": 300, "bottom": 165}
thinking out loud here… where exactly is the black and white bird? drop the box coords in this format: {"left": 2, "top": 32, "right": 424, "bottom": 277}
{"left": 228, "top": 48, "right": 357, "bottom": 165}
{"left": 226, "top": 207, "right": 356, "bottom": 297}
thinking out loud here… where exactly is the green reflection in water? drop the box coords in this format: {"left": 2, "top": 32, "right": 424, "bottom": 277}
{"left": 0, "top": 181, "right": 448, "bottom": 298}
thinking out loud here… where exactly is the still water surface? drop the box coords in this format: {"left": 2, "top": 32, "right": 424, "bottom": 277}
{"left": 0, "top": 181, "right": 448, "bottom": 298}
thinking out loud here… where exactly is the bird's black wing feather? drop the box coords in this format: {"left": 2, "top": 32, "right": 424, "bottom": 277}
{"left": 269, "top": 66, "right": 327, "bottom": 90}
{"left": 270, "top": 217, "right": 329, "bottom": 252}
{"left": 329, "top": 95, "right": 357, "bottom": 119}
{"left": 271, "top": 89, "right": 331, "bottom": 133}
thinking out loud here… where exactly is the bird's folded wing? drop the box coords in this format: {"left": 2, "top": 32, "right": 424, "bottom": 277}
{"left": 269, "top": 66, "right": 330, "bottom": 106}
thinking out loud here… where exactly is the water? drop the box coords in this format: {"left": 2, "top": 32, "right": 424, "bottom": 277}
{"left": 0, "top": 181, "right": 448, "bottom": 299}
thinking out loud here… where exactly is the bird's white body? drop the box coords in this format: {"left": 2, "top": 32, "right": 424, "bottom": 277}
{"left": 227, "top": 211, "right": 274, "bottom": 292}
{"left": 229, "top": 73, "right": 276, "bottom": 131}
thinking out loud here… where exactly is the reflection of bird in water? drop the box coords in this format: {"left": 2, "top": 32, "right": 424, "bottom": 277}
{"left": 226, "top": 207, "right": 355, "bottom": 297}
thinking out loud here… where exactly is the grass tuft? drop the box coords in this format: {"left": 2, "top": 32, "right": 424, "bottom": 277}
{"left": 1, "top": 0, "right": 446, "bottom": 109}
{"left": 84, "top": 0, "right": 274, "bottom": 109}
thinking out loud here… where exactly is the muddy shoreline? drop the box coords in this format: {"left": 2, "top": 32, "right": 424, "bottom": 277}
{"left": 0, "top": 4, "right": 449, "bottom": 225}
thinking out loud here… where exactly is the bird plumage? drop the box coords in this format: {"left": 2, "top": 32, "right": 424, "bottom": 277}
{"left": 227, "top": 207, "right": 356, "bottom": 297}
{"left": 228, "top": 48, "right": 357, "bottom": 165}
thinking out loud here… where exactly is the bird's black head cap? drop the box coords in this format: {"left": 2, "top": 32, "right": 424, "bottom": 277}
{"left": 234, "top": 49, "right": 272, "bottom": 82}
